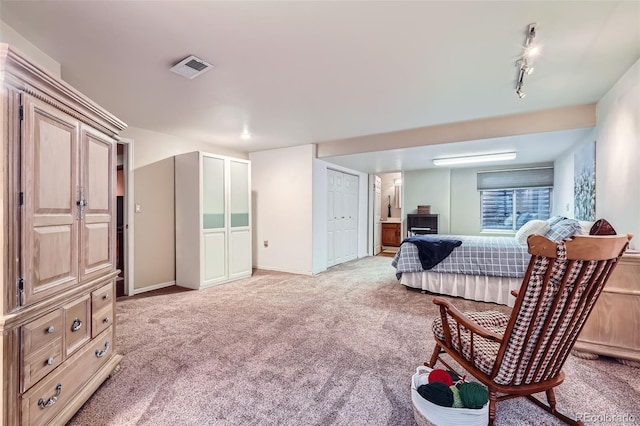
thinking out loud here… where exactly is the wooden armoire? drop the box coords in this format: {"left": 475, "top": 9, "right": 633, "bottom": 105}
{"left": 0, "top": 45, "right": 126, "bottom": 425}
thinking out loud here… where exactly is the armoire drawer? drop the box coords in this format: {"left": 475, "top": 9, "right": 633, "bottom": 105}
{"left": 63, "top": 295, "right": 91, "bottom": 357}
{"left": 92, "top": 305, "right": 113, "bottom": 337}
{"left": 21, "top": 326, "right": 114, "bottom": 426}
{"left": 91, "top": 282, "right": 113, "bottom": 312}
{"left": 21, "top": 338, "right": 63, "bottom": 392}
{"left": 22, "top": 309, "right": 63, "bottom": 360}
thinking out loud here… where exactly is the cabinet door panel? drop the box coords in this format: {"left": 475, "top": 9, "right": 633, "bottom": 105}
{"left": 80, "top": 126, "right": 115, "bottom": 280}
{"left": 22, "top": 97, "right": 79, "bottom": 306}
{"left": 202, "top": 156, "right": 225, "bottom": 229}
{"left": 203, "top": 231, "right": 226, "bottom": 284}
{"left": 229, "top": 160, "right": 249, "bottom": 227}
{"left": 229, "top": 229, "right": 251, "bottom": 278}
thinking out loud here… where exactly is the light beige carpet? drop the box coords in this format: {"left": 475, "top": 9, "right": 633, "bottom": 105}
{"left": 69, "top": 256, "right": 639, "bottom": 425}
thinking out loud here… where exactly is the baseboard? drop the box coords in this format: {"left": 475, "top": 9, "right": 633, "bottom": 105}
{"left": 132, "top": 280, "right": 175, "bottom": 295}
{"left": 254, "top": 266, "right": 313, "bottom": 276}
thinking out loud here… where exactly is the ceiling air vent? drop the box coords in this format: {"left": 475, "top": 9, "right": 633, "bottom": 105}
{"left": 170, "top": 55, "right": 213, "bottom": 79}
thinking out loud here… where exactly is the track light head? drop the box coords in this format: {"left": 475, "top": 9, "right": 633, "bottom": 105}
{"left": 516, "top": 60, "right": 535, "bottom": 75}
{"left": 514, "top": 23, "right": 538, "bottom": 99}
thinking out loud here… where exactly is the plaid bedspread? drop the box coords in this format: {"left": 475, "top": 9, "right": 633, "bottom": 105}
{"left": 391, "top": 235, "right": 530, "bottom": 278}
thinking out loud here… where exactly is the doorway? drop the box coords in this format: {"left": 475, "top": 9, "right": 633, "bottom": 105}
{"left": 115, "top": 140, "right": 134, "bottom": 296}
{"left": 373, "top": 172, "right": 402, "bottom": 257}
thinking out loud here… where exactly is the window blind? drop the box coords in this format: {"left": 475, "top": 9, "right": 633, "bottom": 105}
{"left": 481, "top": 188, "right": 552, "bottom": 230}
{"left": 477, "top": 167, "right": 553, "bottom": 190}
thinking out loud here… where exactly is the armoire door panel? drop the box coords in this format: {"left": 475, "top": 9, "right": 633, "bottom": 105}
{"left": 86, "top": 138, "right": 110, "bottom": 211}
{"left": 22, "top": 96, "right": 79, "bottom": 306}
{"left": 35, "top": 122, "right": 73, "bottom": 211}
{"left": 32, "top": 226, "right": 74, "bottom": 286}
{"left": 82, "top": 223, "right": 110, "bottom": 270}
{"left": 79, "top": 127, "right": 115, "bottom": 280}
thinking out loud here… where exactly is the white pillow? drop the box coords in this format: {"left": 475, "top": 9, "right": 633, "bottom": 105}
{"left": 515, "top": 220, "right": 550, "bottom": 245}
{"left": 578, "top": 221, "right": 595, "bottom": 235}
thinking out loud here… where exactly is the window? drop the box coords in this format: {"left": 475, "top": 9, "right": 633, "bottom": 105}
{"left": 477, "top": 167, "right": 553, "bottom": 232}
{"left": 481, "top": 188, "right": 552, "bottom": 231}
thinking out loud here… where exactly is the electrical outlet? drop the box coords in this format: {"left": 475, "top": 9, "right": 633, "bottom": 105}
{"left": 135, "top": 204, "right": 142, "bottom": 213}
{"left": 264, "top": 240, "right": 268, "bottom": 248}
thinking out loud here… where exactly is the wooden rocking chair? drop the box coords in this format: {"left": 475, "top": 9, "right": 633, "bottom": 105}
{"left": 427, "top": 233, "right": 632, "bottom": 425}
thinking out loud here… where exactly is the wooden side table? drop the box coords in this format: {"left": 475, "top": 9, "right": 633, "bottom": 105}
{"left": 572, "top": 253, "right": 640, "bottom": 366}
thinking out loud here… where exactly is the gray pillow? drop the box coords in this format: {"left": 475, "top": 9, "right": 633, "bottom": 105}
{"left": 544, "top": 218, "right": 581, "bottom": 242}
{"left": 547, "top": 215, "right": 567, "bottom": 227}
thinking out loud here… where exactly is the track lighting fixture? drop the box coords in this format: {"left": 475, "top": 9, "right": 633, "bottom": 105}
{"left": 515, "top": 23, "right": 538, "bottom": 99}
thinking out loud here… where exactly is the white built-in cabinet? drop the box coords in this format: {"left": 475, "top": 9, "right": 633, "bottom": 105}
{"left": 327, "top": 169, "right": 358, "bottom": 267}
{"left": 175, "top": 152, "right": 252, "bottom": 289}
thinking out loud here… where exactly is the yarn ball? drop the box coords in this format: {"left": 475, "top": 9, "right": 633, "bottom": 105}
{"left": 428, "top": 369, "right": 453, "bottom": 386}
{"left": 417, "top": 382, "right": 454, "bottom": 407}
{"left": 458, "top": 382, "right": 489, "bottom": 409}
{"left": 449, "top": 385, "right": 464, "bottom": 408}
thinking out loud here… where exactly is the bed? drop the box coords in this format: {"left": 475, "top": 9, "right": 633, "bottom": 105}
{"left": 391, "top": 235, "right": 530, "bottom": 307}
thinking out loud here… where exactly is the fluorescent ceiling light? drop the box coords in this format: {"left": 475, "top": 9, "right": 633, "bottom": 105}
{"left": 432, "top": 152, "right": 517, "bottom": 166}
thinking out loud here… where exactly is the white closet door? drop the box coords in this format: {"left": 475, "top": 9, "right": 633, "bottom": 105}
{"left": 327, "top": 170, "right": 358, "bottom": 267}
{"left": 228, "top": 160, "right": 251, "bottom": 279}
{"left": 343, "top": 174, "right": 358, "bottom": 261}
{"left": 327, "top": 170, "right": 337, "bottom": 267}
{"left": 202, "top": 155, "right": 227, "bottom": 285}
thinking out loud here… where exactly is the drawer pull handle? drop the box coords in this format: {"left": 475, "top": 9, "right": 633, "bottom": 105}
{"left": 46, "top": 357, "right": 55, "bottom": 366}
{"left": 38, "top": 384, "right": 61, "bottom": 409}
{"left": 71, "top": 318, "right": 82, "bottom": 332}
{"left": 95, "top": 341, "right": 110, "bottom": 358}
{"left": 102, "top": 294, "right": 110, "bottom": 301}
{"left": 46, "top": 326, "right": 55, "bottom": 334}
{"left": 103, "top": 317, "right": 110, "bottom": 324}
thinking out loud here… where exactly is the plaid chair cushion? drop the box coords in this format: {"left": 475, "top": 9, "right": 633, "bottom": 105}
{"left": 493, "top": 241, "right": 602, "bottom": 385}
{"left": 432, "top": 311, "right": 509, "bottom": 376}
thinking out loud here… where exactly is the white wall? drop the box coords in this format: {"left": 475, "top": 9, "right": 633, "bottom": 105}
{"left": 123, "top": 126, "right": 247, "bottom": 169}
{"left": 312, "top": 158, "right": 369, "bottom": 274}
{"left": 596, "top": 59, "right": 640, "bottom": 249}
{"left": 449, "top": 167, "right": 481, "bottom": 235}
{"left": 555, "top": 59, "right": 640, "bottom": 249}
{"left": 250, "top": 144, "right": 315, "bottom": 274}
{"left": 403, "top": 168, "right": 451, "bottom": 235}
{"left": 0, "top": 21, "right": 61, "bottom": 77}
{"left": 552, "top": 130, "right": 597, "bottom": 218}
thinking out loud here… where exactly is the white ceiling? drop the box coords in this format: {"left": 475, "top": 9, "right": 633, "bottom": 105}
{"left": 323, "top": 127, "right": 593, "bottom": 173}
{"left": 1, "top": 1, "right": 639, "bottom": 172}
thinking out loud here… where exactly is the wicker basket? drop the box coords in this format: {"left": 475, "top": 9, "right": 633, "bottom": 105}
{"left": 417, "top": 205, "right": 431, "bottom": 214}
{"left": 411, "top": 366, "right": 488, "bottom": 426}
